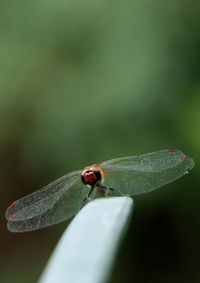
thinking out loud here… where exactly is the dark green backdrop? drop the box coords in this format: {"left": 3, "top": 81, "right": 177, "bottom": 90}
{"left": 1, "top": 1, "right": 199, "bottom": 282}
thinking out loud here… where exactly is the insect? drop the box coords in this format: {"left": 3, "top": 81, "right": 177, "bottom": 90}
{"left": 5, "top": 149, "right": 194, "bottom": 232}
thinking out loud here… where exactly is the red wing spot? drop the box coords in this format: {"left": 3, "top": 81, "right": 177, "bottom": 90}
{"left": 168, "top": 149, "right": 177, "bottom": 152}
{"left": 9, "top": 213, "right": 16, "bottom": 220}
{"left": 8, "top": 203, "right": 15, "bottom": 209}
{"left": 179, "top": 155, "right": 188, "bottom": 158}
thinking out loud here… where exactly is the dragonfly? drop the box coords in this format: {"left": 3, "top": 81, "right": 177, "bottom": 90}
{"left": 5, "top": 149, "right": 194, "bottom": 232}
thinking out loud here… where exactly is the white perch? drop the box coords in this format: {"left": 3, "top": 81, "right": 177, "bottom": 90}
{"left": 39, "top": 197, "right": 133, "bottom": 283}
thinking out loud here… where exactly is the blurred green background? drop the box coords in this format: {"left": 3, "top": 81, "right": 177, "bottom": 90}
{"left": 1, "top": 0, "right": 199, "bottom": 282}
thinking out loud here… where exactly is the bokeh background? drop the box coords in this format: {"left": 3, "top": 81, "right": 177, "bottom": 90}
{"left": 1, "top": 1, "right": 200, "bottom": 282}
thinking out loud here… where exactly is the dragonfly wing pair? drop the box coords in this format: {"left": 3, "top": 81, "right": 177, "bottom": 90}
{"left": 6, "top": 170, "right": 86, "bottom": 232}
{"left": 101, "top": 149, "right": 194, "bottom": 195}
{"left": 6, "top": 149, "right": 194, "bottom": 232}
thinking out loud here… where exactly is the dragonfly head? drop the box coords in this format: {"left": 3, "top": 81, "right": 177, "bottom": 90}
{"left": 81, "top": 165, "right": 103, "bottom": 186}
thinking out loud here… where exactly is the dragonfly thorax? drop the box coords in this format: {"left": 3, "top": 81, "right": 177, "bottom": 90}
{"left": 81, "top": 167, "right": 102, "bottom": 186}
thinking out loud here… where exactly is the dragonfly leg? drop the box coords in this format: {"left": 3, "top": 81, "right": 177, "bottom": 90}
{"left": 81, "top": 186, "right": 95, "bottom": 209}
{"left": 108, "top": 187, "right": 125, "bottom": 196}
{"left": 97, "top": 183, "right": 125, "bottom": 196}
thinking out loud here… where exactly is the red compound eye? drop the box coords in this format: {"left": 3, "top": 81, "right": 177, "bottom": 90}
{"left": 84, "top": 172, "right": 97, "bottom": 184}
{"left": 168, "top": 149, "right": 177, "bottom": 152}
{"left": 81, "top": 167, "right": 102, "bottom": 186}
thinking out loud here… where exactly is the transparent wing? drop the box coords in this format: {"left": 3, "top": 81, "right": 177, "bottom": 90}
{"left": 101, "top": 149, "right": 194, "bottom": 195}
{"left": 6, "top": 170, "right": 88, "bottom": 232}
